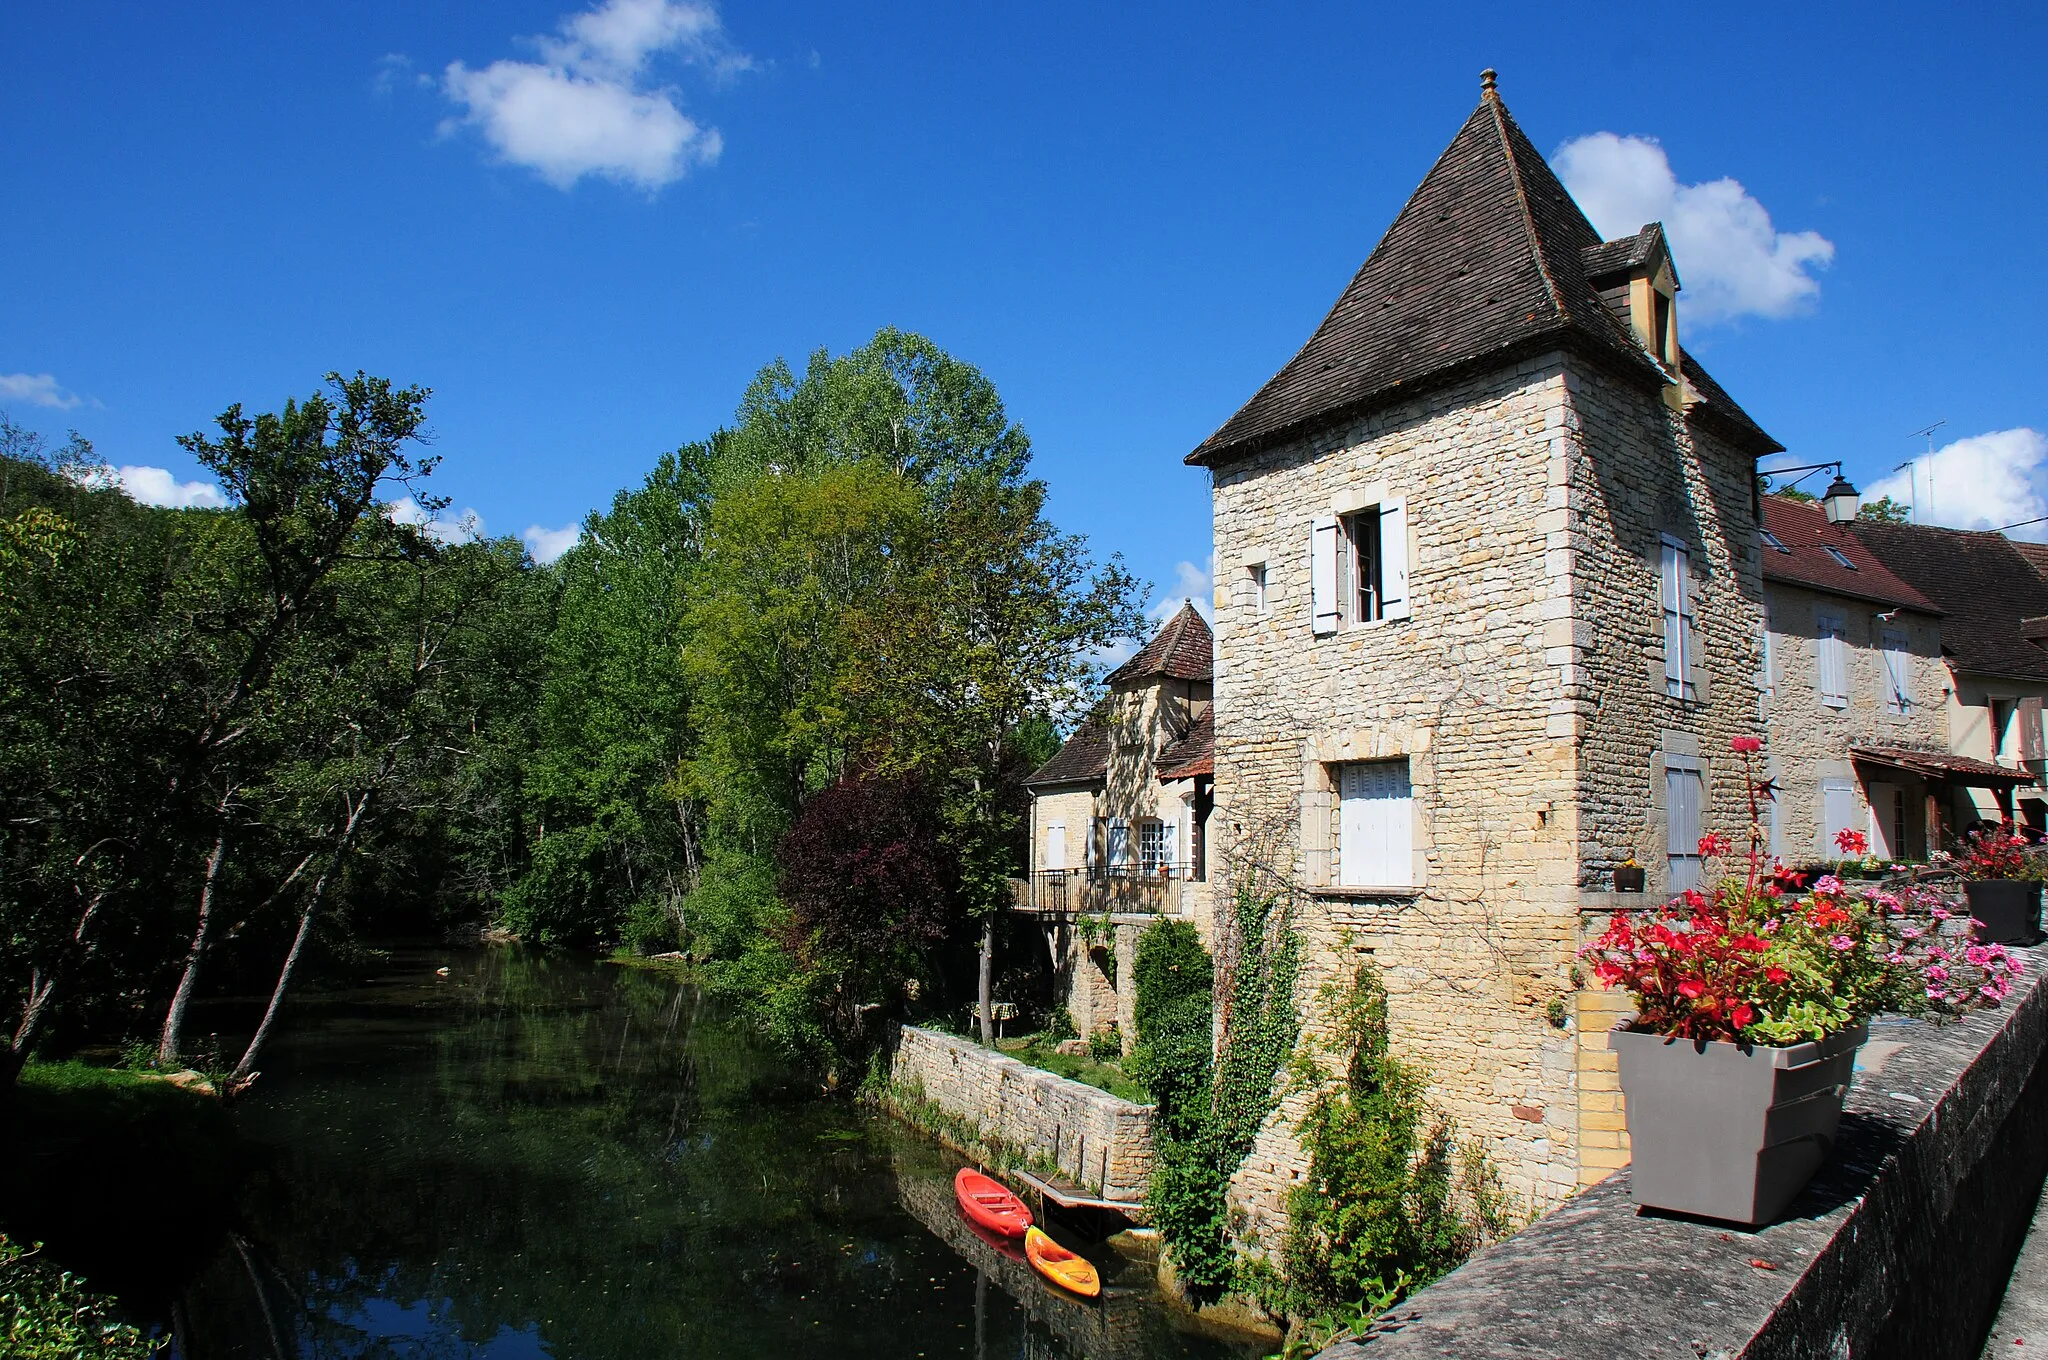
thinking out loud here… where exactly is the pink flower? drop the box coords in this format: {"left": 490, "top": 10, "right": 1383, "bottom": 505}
{"left": 1927, "top": 964, "right": 1951, "bottom": 982}
{"left": 1830, "top": 934, "right": 1855, "bottom": 952}
{"left": 1983, "top": 983, "right": 2005, "bottom": 1001}
{"left": 1731, "top": 735, "right": 1764, "bottom": 754}
{"left": 1814, "top": 875, "right": 1845, "bottom": 897}
{"left": 1931, "top": 907, "right": 1951, "bottom": 921}
{"left": 1901, "top": 925, "right": 1924, "bottom": 940}
{"left": 1967, "top": 945, "right": 1993, "bottom": 967}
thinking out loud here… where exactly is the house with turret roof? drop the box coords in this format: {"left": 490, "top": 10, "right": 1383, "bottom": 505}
{"left": 1195, "top": 70, "right": 1785, "bottom": 1231}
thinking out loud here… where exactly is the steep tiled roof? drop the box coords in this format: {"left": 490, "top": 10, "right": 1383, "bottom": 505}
{"left": 1760, "top": 496, "right": 1938, "bottom": 614}
{"left": 1023, "top": 703, "right": 1110, "bottom": 788}
{"left": 1187, "top": 79, "right": 1780, "bottom": 466}
{"left": 1851, "top": 519, "right": 2048, "bottom": 684}
{"left": 1106, "top": 602, "right": 1213, "bottom": 686}
{"left": 2008, "top": 540, "right": 2048, "bottom": 582}
{"left": 1580, "top": 223, "right": 1674, "bottom": 285}
{"left": 1156, "top": 708, "right": 1214, "bottom": 782}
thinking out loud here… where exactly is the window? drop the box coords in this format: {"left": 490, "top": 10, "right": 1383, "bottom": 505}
{"left": 1653, "top": 289, "right": 1674, "bottom": 365}
{"left": 1665, "top": 756, "right": 1703, "bottom": 892}
{"left": 1759, "top": 529, "right": 1790, "bottom": 553}
{"left": 1881, "top": 628, "right": 1911, "bottom": 714}
{"left": 1822, "top": 545, "right": 1857, "bottom": 570}
{"left": 1337, "top": 760, "right": 1413, "bottom": 887}
{"left": 1311, "top": 501, "right": 1409, "bottom": 634}
{"left": 1660, "top": 536, "right": 1696, "bottom": 700}
{"left": 1248, "top": 561, "right": 1269, "bottom": 617}
{"left": 1137, "top": 818, "right": 1174, "bottom": 874}
{"left": 1816, "top": 612, "right": 1848, "bottom": 708}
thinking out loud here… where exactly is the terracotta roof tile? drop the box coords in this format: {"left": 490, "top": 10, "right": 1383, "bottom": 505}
{"left": 1186, "top": 84, "right": 1778, "bottom": 467}
{"left": 1023, "top": 702, "right": 1110, "bottom": 788}
{"left": 1850, "top": 519, "right": 2048, "bottom": 684}
{"left": 1760, "top": 496, "right": 1938, "bottom": 614}
{"left": 1106, "top": 601, "right": 1213, "bottom": 686}
{"left": 1156, "top": 709, "right": 1214, "bottom": 782}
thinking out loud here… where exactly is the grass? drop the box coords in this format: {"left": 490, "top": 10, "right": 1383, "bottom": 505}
{"left": 997, "top": 1037, "right": 1151, "bottom": 1103}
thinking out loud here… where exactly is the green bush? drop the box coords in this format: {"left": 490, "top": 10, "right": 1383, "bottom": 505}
{"left": 1133, "top": 917, "right": 1213, "bottom": 1046}
{"left": 0, "top": 1233, "right": 154, "bottom": 1359}
{"left": 1088, "top": 1023, "right": 1123, "bottom": 1063}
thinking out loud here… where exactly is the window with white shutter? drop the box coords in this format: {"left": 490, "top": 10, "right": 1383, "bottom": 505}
{"left": 1660, "top": 536, "right": 1696, "bottom": 700}
{"left": 1107, "top": 818, "right": 1132, "bottom": 870}
{"left": 1045, "top": 821, "right": 1066, "bottom": 871}
{"left": 1380, "top": 499, "right": 1410, "bottom": 620}
{"left": 1665, "top": 756, "right": 1704, "bottom": 892}
{"left": 1337, "top": 760, "right": 1413, "bottom": 887}
{"left": 1821, "top": 779, "right": 1857, "bottom": 856}
{"left": 1816, "top": 612, "right": 1848, "bottom": 708}
{"left": 1325, "top": 500, "right": 1413, "bottom": 629}
{"left": 1881, "top": 628, "right": 1911, "bottom": 714}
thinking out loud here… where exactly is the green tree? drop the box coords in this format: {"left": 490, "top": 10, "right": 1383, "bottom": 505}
{"left": 1858, "top": 495, "right": 1911, "bottom": 524}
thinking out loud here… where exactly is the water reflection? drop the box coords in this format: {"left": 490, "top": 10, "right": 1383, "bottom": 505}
{"left": 168, "top": 947, "right": 1258, "bottom": 1360}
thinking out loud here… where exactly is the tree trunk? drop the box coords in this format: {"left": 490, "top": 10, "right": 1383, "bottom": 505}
{"left": 977, "top": 918, "right": 994, "bottom": 1046}
{"left": 160, "top": 814, "right": 232, "bottom": 1067}
{"left": 6, "top": 886, "right": 109, "bottom": 1084}
{"left": 228, "top": 791, "right": 373, "bottom": 1093}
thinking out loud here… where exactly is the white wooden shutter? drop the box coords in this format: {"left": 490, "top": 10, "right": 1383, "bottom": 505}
{"left": 1338, "top": 761, "right": 1413, "bottom": 887}
{"left": 1666, "top": 762, "right": 1703, "bottom": 891}
{"left": 1084, "top": 818, "right": 1098, "bottom": 868}
{"left": 1108, "top": 818, "right": 1131, "bottom": 868}
{"left": 1311, "top": 517, "right": 1340, "bottom": 634}
{"left": 1379, "top": 499, "right": 1410, "bottom": 620}
{"left": 1817, "top": 615, "right": 1847, "bottom": 706}
{"left": 1660, "top": 539, "right": 1686, "bottom": 695}
{"left": 1821, "top": 779, "right": 1857, "bottom": 852}
{"left": 1045, "top": 822, "right": 1066, "bottom": 871}
{"left": 1160, "top": 817, "right": 1178, "bottom": 874}
{"left": 1881, "top": 629, "right": 1910, "bottom": 713}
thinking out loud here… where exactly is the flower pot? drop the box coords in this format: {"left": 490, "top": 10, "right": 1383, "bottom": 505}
{"left": 1966, "top": 880, "right": 2042, "bottom": 945}
{"left": 1613, "top": 864, "right": 1646, "bottom": 894}
{"left": 1609, "top": 1021, "right": 1865, "bottom": 1226}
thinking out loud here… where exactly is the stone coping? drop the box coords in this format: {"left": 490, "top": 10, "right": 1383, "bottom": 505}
{"left": 1327, "top": 944, "right": 2048, "bottom": 1359}
{"left": 1307, "top": 885, "right": 1428, "bottom": 902}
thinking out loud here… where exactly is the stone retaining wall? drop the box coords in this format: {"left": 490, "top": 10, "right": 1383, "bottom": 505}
{"left": 888, "top": 1025, "right": 1155, "bottom": 1201}
{"left": 1324, "top": 943, "right": 2048, "bottom": 1358}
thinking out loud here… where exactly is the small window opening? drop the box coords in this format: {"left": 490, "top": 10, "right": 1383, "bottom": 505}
{"left": 1248, "top": 562, "right": 1269, "bottom": 617}
{"left": 1340, "top": 510, "right": 1384, "bottom": 625}
{"left": 1652, "top": 290, "right": 1674, "bottom": 365}
{"left": 1759, "top": 529, "right": 1790, "bottom": 553}
{"left": 1822, "top": 545, "right": 1857, "bottom": 570}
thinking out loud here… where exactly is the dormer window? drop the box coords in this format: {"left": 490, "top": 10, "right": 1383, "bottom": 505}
{"left": 1759, "top": 529, "right": 1790, "bottom": 553}
{"left": 1822, "top": 545, "right": 1857, "bottom": 570}
{"left": 1652, "top": 288, "right": 1675, "bottom": 367}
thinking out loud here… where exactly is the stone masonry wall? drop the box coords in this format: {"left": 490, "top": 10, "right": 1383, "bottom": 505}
{"left": 1209, "top": 357, "right": 1589, "bottom": 1250}
{"left": 888, "top": 1024, "right": 1155, "bottom": 1201}
{"left": 1562, "top": 368, "right": 1768, "bottom": 1186}
{"left": 1763, "top": 583, "right": 1947, "bottom": 860}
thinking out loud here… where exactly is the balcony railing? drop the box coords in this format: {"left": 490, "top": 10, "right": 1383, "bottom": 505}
{"left": 1009, "top": 866, "right": 1198, "bottom": 914}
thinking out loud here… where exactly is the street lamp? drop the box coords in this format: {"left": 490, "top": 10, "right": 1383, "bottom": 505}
{"left": 1821, "top": 474, "right": 1861, "bottom": 525}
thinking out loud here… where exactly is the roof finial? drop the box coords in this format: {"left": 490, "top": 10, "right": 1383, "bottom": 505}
{"left": 1480, "top": 68, "right": 1499, "bottom": 97}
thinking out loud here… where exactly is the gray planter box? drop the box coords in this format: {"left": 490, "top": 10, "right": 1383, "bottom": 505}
{"left": 1966, "top": 880, "right": 2042, "bottom": 945}
{"left": 1610, "top": 1021, "right": 1866, "bottom": 1227}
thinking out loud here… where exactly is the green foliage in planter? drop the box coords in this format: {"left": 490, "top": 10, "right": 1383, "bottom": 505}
{"left": 0, "top": 1233, "right": 154, "bottom": 1359}
{"left": 1277, "top": 963, "right": 1520, "bottom": 1325}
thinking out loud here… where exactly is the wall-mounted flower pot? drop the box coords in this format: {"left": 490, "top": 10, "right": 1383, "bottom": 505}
{"left": 1966, "top": 880, "right": 2042, "bottom": 945}
{"left": 1614, "top": 865, "right": 1646, "bottom": 894}
{"left": 1610, "top": 1021, "right": 1865, "bottom": 1227}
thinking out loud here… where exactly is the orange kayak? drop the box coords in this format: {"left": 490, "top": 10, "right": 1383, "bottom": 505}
{"left": 954, "top": 1168, "right": 1032, "bottom": 1238}
{"left": 1024, "top": 1226, "right": 1100, "bottom": 1298}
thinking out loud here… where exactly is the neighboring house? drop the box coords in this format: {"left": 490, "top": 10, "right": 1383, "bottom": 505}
{"left": 1195, "top": 72, "right": 1781, "bottom": 1226}
{"left": 1019, "top": 604, "right": 1217, "bottom": 1041}
{"left": 1756, "top": 494, "right": 1964, "bottom": 862}
{"left": 1851, "top": 519, "right": 2048, "bottom": 834}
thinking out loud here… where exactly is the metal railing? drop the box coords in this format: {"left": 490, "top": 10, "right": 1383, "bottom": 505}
{"left": 1009, "top": 866, "right": 1197, "bottom": 914}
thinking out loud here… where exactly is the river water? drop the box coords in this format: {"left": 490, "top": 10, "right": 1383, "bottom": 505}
{"left": 161, "top": 946, "right": 1262, "bottom": 1360}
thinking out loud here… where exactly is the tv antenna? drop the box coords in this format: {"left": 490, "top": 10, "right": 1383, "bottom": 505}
{"left": 1909, "top": 420, "right": 1945, "bottom": 522}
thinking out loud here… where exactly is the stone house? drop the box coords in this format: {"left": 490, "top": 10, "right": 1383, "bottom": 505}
{"left": 1191, "top": 72, "right": 1786, "bottom": 1236}
{"left": 1756, "top": 493, "right": 1963, "bottom": 862}
{"left": 1850, "top": 519, "right": 2048, "bottom": 833}
{"left": 1019, "top": 603, "right": 1216, "bottom": 1042}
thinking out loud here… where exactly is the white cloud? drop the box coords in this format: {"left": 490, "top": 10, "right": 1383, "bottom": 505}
{"left": 1149, "top": 553, "right": 1215, "bottom": 624}
{"left": 0, "top": 372, "right": 84, "bottom": 410}
{"left": 1552, "top": 133, "right": 1835, "bottom": 325}
{"left": 116, "top": 466, "right": 228, "bottom": 509}
{"left": 1865, "top": 428, "right": 2048, "bottom": 541}
{"left": 523, "top": 522, "right": 583, "bottom": 563}
{"left": 388, "top": 496, "right": 486, "bottom": 545}
{"left": 441, "top": 0, "right": 743, "bottom": 191}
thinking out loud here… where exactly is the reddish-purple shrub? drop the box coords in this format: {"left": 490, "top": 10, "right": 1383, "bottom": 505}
{"left": 776, "top": 776, "right": 962, "bottom": 969}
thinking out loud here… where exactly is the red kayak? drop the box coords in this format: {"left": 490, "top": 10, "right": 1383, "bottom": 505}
{"left": 954, "top": 1167, "right": 1033, "bottom": 1238}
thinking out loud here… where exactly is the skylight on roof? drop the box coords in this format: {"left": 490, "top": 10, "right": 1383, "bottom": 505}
{"left": 1822, "top": 545, "right": 1858, "bottom": 570}
{"left": 1759, "top": 530, "right": 1790, "bottom": 553}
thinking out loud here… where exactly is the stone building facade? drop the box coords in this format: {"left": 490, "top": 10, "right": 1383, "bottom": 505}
{"left": 1189, "top": 74, "right": 1787, "bottom": 1241}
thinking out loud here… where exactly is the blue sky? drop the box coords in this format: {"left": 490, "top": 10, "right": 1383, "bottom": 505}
{"left": 4, "top": 2, "right": 2045, "bottom": 610}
